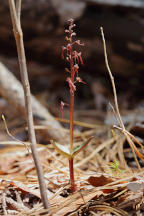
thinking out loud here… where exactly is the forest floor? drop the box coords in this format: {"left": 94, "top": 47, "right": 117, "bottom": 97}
{"left": 0, "top": 93, "right": 144, "bottom": 215}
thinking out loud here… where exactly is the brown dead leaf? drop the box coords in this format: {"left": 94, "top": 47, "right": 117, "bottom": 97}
{"left": 87, "top": 175, "right": 116, "bottom": 194}
{"left": 87, "top": 175, "right": 113, "bottom": 187}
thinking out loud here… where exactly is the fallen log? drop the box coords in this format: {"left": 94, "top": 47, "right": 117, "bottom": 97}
{"left": 0, "top": 62, "right": 66, "bottom": 141}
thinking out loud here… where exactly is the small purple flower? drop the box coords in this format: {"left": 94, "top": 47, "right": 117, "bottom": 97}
{"left": 75, "top": 40, "right": 84, "bottom": 46}
{"left": 60, "top": 101, "right": 69, "bottom": 118}
{"left": 61, "top": 46, "right": 66, "bottom": 59}
{"left": 74, "top": 64, "right": 79, "bottom": 77}
{"left": 66, "top": 77, "right": 76, "bottom": 93}
{"left": 76, "top": 77, "right": 86, "bottom": 84}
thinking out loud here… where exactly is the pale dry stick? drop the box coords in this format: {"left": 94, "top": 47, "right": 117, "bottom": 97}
{"left": 115, "top": 109, "right": 144, "bottom": 166}
{"left": 114, "top": 125, "right": 144, "bottom": 150}
{"left": 8, "top": 0, "right": 50, "bottom": 209}
{"left": 100, "top": 28, "right": 124, "bottom": 130}
{"left": 56, "top": 117, "right": 102, "bottom": 129}
{"left": 116, "top": 113, "right": 137, "bottom": 168}
{"left": 100, "top": 27, "right": 141, "bottom": 169}
{"left": 126, "top": 135, "right": 141, "bottom": 168}
{"left": 33, "top": 124, "right": 80, "bottom": 137}
{"left": 16, "top": 0, "right": 21, "bottom": 24}
{"left": 117, "top": 127, "right": 141, "bottom": 169}
{"left": 116, "top": 121, "right": 135, "bottom": 169}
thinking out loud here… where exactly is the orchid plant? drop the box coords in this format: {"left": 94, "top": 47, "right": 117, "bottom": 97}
{"left": 51, "top": 19, "right": 93, "bottom": 192}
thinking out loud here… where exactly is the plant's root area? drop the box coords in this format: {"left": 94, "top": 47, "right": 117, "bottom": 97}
{"left": 0, "top": 106, "right": 144, "bottom": 215}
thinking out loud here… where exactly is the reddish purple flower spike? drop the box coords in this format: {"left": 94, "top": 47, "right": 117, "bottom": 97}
{"left": 60, "top": 18, "right": 85, "bottom": 193}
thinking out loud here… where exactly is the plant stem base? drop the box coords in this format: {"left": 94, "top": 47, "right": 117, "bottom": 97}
{"left": 69, "top": 158, "right": 76, "bottom": 192}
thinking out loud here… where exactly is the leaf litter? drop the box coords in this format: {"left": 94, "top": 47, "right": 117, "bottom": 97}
{"left": 0, "top": 112, "right": 144, "bottom": 215}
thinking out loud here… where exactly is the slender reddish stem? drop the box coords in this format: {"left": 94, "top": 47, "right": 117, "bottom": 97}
{"left": 70, "top": 92, "right": 74, "bottom": 154}
{"left": 69, "top": 158, "right": 76, "bottom": 192}
{"left": 69, "top": 32, "right": 74, "bottom": 155}
{"left": 68, "top": 25, "right": 76, "bottom": 192}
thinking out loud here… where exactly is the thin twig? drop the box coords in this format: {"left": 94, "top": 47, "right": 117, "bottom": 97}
{"left": 8, "top": 0, "right": 50, "bottom": 209}
{"left": 100, "top": 27, "right": 141, "bottom": 169}
{"left": 16, "top": 0, "right": 21, "bottom": 25}
{"left": 114, "top": 125, "right": 144, "bottom": 149}
{"left": 100, "top": 27, "right": 124, "bottom": 130}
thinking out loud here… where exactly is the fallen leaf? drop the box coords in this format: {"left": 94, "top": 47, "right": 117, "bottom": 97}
{"left": 88, "top": 175, "right": 113, "bottom": 187}
{"left": 87, "top": 175, "right": 115, "bottom": 193}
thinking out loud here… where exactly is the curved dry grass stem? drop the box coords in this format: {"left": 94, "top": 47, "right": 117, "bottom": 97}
{"left": 100, "top": 27, "right": 141, "bottom": 169}
{"left": 2, "top": 115, "right": 30, "bottom": 154}
{"left": 100, "top": 27, "right": 124, "bottom": 130}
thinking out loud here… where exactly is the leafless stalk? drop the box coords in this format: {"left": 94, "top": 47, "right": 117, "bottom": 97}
{"left": 100, "top": 27, "right": 124, "bottom": 131}
{"left": 8, "top": 0, "right": 50, "bottom": 209}
{"left": 16, "top": 0, "right": 21, "bottom": 24}
{"left": 100, "top": 27, "right": 141, "bottom": 169}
